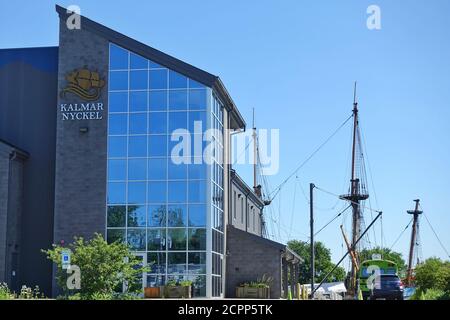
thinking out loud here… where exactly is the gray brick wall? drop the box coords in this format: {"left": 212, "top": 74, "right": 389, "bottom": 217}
{"left": 225, "top": 225, "right": 283, "bottom": 298}
{"left": 0, "top": 145, "right": 11, "bottom": 284}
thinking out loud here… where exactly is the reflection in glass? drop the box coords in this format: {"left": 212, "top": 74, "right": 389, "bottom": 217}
{"left": 148, "top": 205, "right": 166, "bottom": 227}
{"left": 129, "top": 113, "right": 147, "bottom": 134}
{"left": 148, "top": 158, "right": 166, "bottom": 180}
{"left": 127, "top": 229, "right": 146, "bottom": 251}
{"left": 109, "top": 92, "right": 128, "bottom": 112}
{"left": 147, "top": 229, "right": 165, "bottom": 251}
{"left": 168, "top": 181, "right": 187, "bottom": 203}
{"left": 150, "top": 69, "right": 167, "bottom": 90}
{"left": 168, "top": 252, "right": 186, "bottom": 273}
{"left": 169, "top": 112, "right": 187, "bottom": 131}
{"left": 130, "top": 70, "right": 148, "bottom": 90}
{"left": 189, "top": 181, "right": 206, "bottom": 203}
{"left": 127, "top": 182, "right": 146, "bottom": 204}
{"left": 168, "top": 161, "right": 187, "bottom": 180}
{"left": 129, "top": 91, "right": 147, "bottom": 112}
{"left": 107, "top": 229, "right": 125, "bottom": 244}
{"left": 147, "top": 275, "right": 166, "bottom": 287}
{"left": 128, "top": 136, "right": 147, "bottom": 157}
{"left": 108, "top": 136, "right": 127, "bottom": 158}
{"left": 168, "top": 205, "right": 187, "bottom": 227}
{"left": 188, "top": 275, "right": 206, "bottom": 297}
{"left": 188, "top": 252, "right": 206, "bottom": 274}
{"left": 148, "top": 135, "right": 167, "bottom": 157}
{"left": 149, "top": 91, "right": 167, "bottom": 111}
{"left": 167, "top": 229, "right": 187, "bottom": 250}
{"left": 128, "top": 158, "right": 147, "bottom": 181}
{"left": 148, "top": 181, "right": 167, "bottom": 203}
{"left": 188, "top": 204, "right": 206, "bottom": 227}
{"left": 149, "top": 112, "right": 167, "bottom": 134}
{"left": 147, "top": 252, "right": 166, "bottom": 274}
{"left": 130, "top": 53, "right": 148, "bottom": 69}
{"left": 169, "top": 70, "right": 187, "bottom": 89}
{"left": 108, "top": 182, "right": 126, "bottom": 204}
{"left": 127, "top": 205, "right": 147, "bottom": 227}
{"left": 109, "top": 71, "right": 128, "bottom": 90}
{"left": 189, "top": 90, "right": 207, "bottom": 110}
{"left": 188, "top": 228, "right": 206, "bottom": 250}
{"left": 169, "top": 90, "right": 188, "bottom": 110}
{"left": 110, "top": 44, "right": 129, "bottom": 70}
{"left": 109, "top": 114, "right": 127, "bottom": 135}
{"left": 108, "top": 159, "right": 126, "bottom": 181}
{"left": 107, "top": 206, "right": 126, "bottom": 227}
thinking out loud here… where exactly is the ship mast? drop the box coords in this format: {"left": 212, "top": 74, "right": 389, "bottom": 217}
{"left": 406, "top": 199, "right": 422, "bottom": 286}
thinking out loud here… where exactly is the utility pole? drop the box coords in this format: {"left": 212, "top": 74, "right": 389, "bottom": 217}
{"left": 406, "top": 199, "right": 422, "bottom": 287}
{"left": 310, "top": 183, "right": 315, "bottom": 299}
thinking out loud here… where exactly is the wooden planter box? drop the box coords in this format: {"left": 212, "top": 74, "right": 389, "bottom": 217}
{"left": 163, "top": 286, "right": 192, "bottom": 299}
{"left": 144, "top": 287, "right": 162, "bottom": 298}
{"left": 236, "top": 287, "right": 270, "bottom": 299}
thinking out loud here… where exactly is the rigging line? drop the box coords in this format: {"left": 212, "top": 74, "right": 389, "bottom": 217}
{"left": 314, "top": 185, "right": 382, "bottom": 214}
{"left": 288, "top": 177, "right": 299, "bottom": 241}
{"left": 268, "top": 113, "right": 354, "bottom": 201}
{"left": 389, "top": 218, "right": 414, "bottom": 251}
{"left": 420, "top": 206, "right": 450, "bottom": 259}
{"left": 314, "top": 204, "right": 352, "bottom": 237}
{"left": 232, "top": 135, "right": 253, "bottom": 166}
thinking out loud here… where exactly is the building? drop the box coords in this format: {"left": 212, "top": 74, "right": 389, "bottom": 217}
{"left": 0, "top": 5, "right": 301, "bottom": 298}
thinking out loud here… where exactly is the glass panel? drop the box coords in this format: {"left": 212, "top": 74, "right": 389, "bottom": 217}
{"left": 189, "top": 161, "right": 206, "bottom": 180}
{"left": 167, "top": 229, "right": 187, "bottom": 250}
{"left": 108, "top": 182, "right": 126, "bottom": 204}
{"left": 169, "top": 70, "right": 187, "bottom": 89}
{"left": 127, "top": 182, "right": 146, "bottom": 204}
{"left": 148, "top": 181, "right": 167, "bottom": 203}
{"left": 149, "top": 69, "right": 167, "bottom": 89}
{"left": 109, "top": 71, "right": 128, "bottom": 90}
{"left": 188, "top": 228, "right": 206, "bottom": 250}
{"left": 130, "top": 70, "right": 148, "bottom": 90}
{"left": 167, "top": 252, "right": 186, "bottom": 273}
{"left": 189, "top": 111, "right": 207, "bottom": 132}
{"left": 149, "top": 91, "right": 167, "bottom": 111}
{"left": 169, "top": 90, "right": 188, "bottom": 110}
{"left": 188, "top": 252, "right": 206, "bottom": 274}
{"left": 130, "top": 52, "right": 148, "bottom": 69}
{"left": 129, "top": 113, "right": 147, "bottom": 134}
{"left": 108, "top": 159, "right": 126, "bottom": 181}
{"left": 149, "top": 59, "right": 163, "bottom": 69}
{"left": 147, "top": 229, "right": 166, "bottom": 251}
{"left": 188, "top": 204, "right": 206, "bottom": 227}
{"left": 168, "top": 204, "right": 187, "bottom": 227}
{"left": 169, "top": 112, "right": 187, "bottom": 132}
{"left": 149, "top": 112, "right": 167, "bottom": 134}
{"left": 147, "top": 252, "right": 166, "bottom": 274}
{"left": 127, "top": 205, "right": 147, "bottom": 227}
{"left": 189, "top": 90, "right": 207, "bottom": 110}
{"left": 189, "top": 79, "right": 206, "bottom": 89}
{"left": 147, "top": 275, "right": 166, "bottom": 287}
{"left": 108, "top": 136, "right": 127, "bottom": 158}
{"left": 107, "top": 229, "right": 125, "bottom": 244}
{"left": 107, "top": 206, "right": 126, "bottom": 227}
{"left": 189, "top": 181, "right": 206, "bottom": 203}
{"left": 129, "top": 91, "right": 147, "bottom": 112}
{"left": 168, "top": 181, "right": 187, "bottom": 203}
{"left": 128, "top": 136, "right": 147, "bottom": 157}
{"left": 110, "top": 44, "right": 129, "bottom": 70}
{"left": 168, "top": 160, "right": 187, "bottom": 180}
{"left": 148, "top": 158, "right": 167, "bottom": 180}
{"left": 127, "top": 229, "right": 146, "bottom": 251}
{"left": 109, "top": 114, "right": 127, "bottom": 135}
{"left": 148, "top": 135, "right": 167, "bottom": 157}
{"left": 128, "top": 158, "right": 147, "bottom": 181}
{"left": 188, "top": 275, "right": 206, "bottom": 297}
{"left": 148, "top": 205, "right": 166, "bottom": 227}
{"left": 109, "top": 92, "right": 128, "bottom": 112}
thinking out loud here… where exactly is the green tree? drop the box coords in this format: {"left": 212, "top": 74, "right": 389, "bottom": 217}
{"left": 287, "top": 240, "right": 346, "bottom": 284}
{"left": 43, "top": 233, "right": 148, "bottom": 299}
{"left": 359, "top": 247, "right": 407, "bottom": 277}
{"left": 414, "top": 257, "right": 450, "bottom": 300}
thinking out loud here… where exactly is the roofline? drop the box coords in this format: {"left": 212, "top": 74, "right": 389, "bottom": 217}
{"left": 55, "top": 5, "right": 245, "bottom": 130}
{"left": 0, "top": 46, "right": 58, "bottom": 51}
{"left": 0, "top": 138, "right": 30, "bottom": 157}
{"left": 231, "top": 170, "right": 265, "bottom": 208}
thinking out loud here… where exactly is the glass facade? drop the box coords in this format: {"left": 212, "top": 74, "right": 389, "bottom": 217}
{"left": 106, "top": 43, "right": 224, "bottom": 297}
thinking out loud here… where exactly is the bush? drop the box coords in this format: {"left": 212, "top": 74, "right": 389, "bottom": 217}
{"left": 411, "top": 288, "right": 449, "bottom": 300}
{"left": 0, "top": 283, "right": 14, "bottom": 300}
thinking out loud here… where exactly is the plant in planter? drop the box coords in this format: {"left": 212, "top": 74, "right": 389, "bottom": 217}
{"left": 236, "top": 274, "right": 273, "bottom": 299}
{"left": 163, "top": 280, "right": 192, "bottom": 299}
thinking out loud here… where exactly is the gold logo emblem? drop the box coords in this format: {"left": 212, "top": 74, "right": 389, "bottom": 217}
{"left": 61, "top": 68, "right": 105, "bottom": 101}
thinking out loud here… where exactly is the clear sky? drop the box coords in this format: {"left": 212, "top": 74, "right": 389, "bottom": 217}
{"left": 1, "top": 0, "right": 449, "bottom": 267}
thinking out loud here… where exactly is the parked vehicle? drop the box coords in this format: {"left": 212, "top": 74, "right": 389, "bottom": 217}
{"left": 370, "top": 275, "right": 404, "bottom": 300}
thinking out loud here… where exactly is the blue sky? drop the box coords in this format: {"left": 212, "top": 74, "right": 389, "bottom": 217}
{"left": 1, "top": 0, "right": 449, "bottom": 266}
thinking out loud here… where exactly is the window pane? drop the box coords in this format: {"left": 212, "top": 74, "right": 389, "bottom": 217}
{"left": 188, "top": 204, "right": 206, "bottom": 227}
{"left": 109, "top": 114, "right": 127, "bottom": 135}
{"left": 168, "top": 160, "right": 187, "bottom": 180}
{"left": 147, "top": 229, "right": 166, "bottom": 251}
{"left": 169, "top": 112, "right": 187, "bottom": 132}
{"left": 189, "top": 181, "right": 206, "bottom": 203}
{"left": 148, "top": 158, "right": 167, "bottom": 180}
{"left": 150, "top": 69, "right": 167, "bottom": 89}
{"left": 189, "top": 79, "right": 206, "bottom": 89}
{"left": 149, "top": 112, "right": 167, "bottom": 134}
{"left": 149, "top": 91, "right": 167, "bottom": 111}
{"left": 107, "top": 206, "right": 126, "bottom": 227}
{"left": 108, "top": 136, "right": 127, "bottom": 158}
{"left": 127, "top": 229, "right": 146, "bottom": 251}
{"left": 188, "top": 252, "right": 206, "bottom": 274}
{"left": 148, "top": 135, "right": 167, "bottom": 157}
{"left": 110, "top": 71, "right": 128, "bottom": 90}
{"left": 189, "top": 90, "right": 207, "bottom": 110}
{"left": 188, "top": 229, "right": 206, "bottom": 250}
{"left": 110, "top": 44, "right": 129, "bottom": 70}
{"left": 129, "top": 136, "right": 147, "bottom": 157}
{"left": 149, "top": 59, "right": 163, "bottom": 69}
{"left": 130, "top": 52, "right": 148, "bottom": 69}
{"left": 130, "top": 70, "right": 148, "bottom": 90}
{"left": 129, "top": 113, "right": 147, "bottom": 134}
{"left": 129, "top": 91, "right": 147, "bottom": 112}
{"left": 189, "top": 162, "right": 206, "bottom": 180}
{"left": 167, "top": 229, "right": 187, "bottom": 250}
{"left": 148, "top": 181, "right": 167, "bottom": 203}
{"left": 189, "top": 111, "right": 207, "bottom": 132}
{"left": 108, "top": 159, "right": 126, "bottom": 181}
{"left": 169, "top": 70, "right": 187, "bottom": 89}
{"left": 147, "top": 252, "right": 166, "bottom": 274}
{"left": 168, "top": 205, "right": 187, "bottom": 227}
{"left": 108, "top": 182, "right": 126, "bottom": 204}
{"left": 109, "top": 92, "right": 128, "bottom": 112}
{"left": 128, "top": 159, "right": 147, "bottom": 181}
{"left": 128, "top": 182, "right": 146, "bottom": 204}
{"left": 168, "top": 252, "right": 186, "bottom": 273}
{"left": 168, "top": 181, "right": 187, "bottom": 203}
{"left": 169, "top": 90, "right": 187, "bottom": 110}
{"left": 127, "top": 205, "right": 147, "bottom": 227}
{"left": 148, "top": 205, "right": 166, "bottom": 227}
{"left": 107, "top": 229, "right": 125, "bottom": 244}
